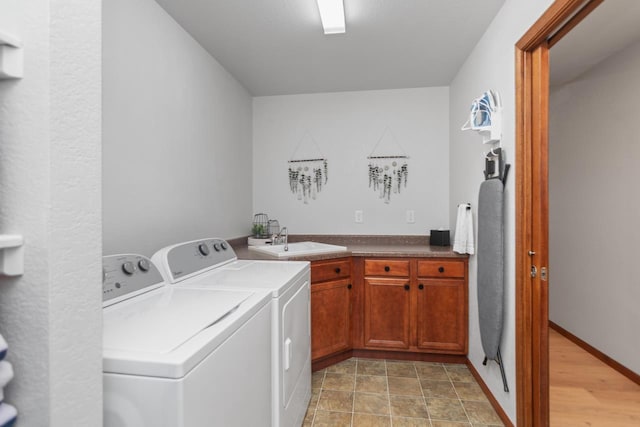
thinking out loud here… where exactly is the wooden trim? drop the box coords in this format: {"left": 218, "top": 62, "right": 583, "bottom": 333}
{"left": 312, "top": 349, "right": 468, "bottom": 372}
{"left": 547, "top": 0, "right": 604, "bottom": 47}
{"left": 312, "top": 350, "right": 353, "bottom": 372}
{"left": 467, "top": 360, "right": 515, "bottom": 427}
{"left": 516, "top": 0, "right": 588, "bottom": 50}
{"left": 531, "top": 43, "right": 550, "bottom": 425}
{"left": 515, "top": 44, "right": 534, "bottom": 427}
{"left": 352, "top": 349, "right": 467, "bottom": 364}
{"left": 549, "top": 321, "right": 640, "bottom": 385}
{"left": 351, "top": 256, "right": 365, "bottom": 349}
{"left": 515, "top": 1, "right": 604, "bottom": 426}
{"left": 515, "top": 40, "right": 551, "bottom": 427}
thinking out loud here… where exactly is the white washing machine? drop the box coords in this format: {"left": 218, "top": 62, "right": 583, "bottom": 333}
{"left": 102, "top": 253, "right": 273, "bottom": 427}
{"left": 152, "top": 238, "right": 311, "bottom": 427}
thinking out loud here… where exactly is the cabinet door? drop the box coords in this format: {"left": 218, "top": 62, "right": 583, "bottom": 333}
{"left": 363, "top": 278, "right": 411, "bottom": 349}
{"left": 311, "top": 278, "right": 352, "bottom": 360}
{"left": 416, "top": 279, "right": 467, "bottom": 353}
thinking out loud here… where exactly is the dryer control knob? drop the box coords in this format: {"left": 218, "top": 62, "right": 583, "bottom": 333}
{"left": 213, "top": 243, "right": 221, "bottom": 252}
{"left": 122, "top": 261, "right": 135, "bottom": 275}
{"left": 138, "top": 259, "right": 150, "bottom": 272}
{"left": 198, "top": 243, "right": 210, "bottom": 256}
{"left": 221, "top": 242, "right": 228, "bottom": 250}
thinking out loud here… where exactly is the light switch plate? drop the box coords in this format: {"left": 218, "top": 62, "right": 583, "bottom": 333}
{"left": 355, "top": 210, "right": 363, "bottom": 223}
{"left": 406, "top": 210, "right": 415, "bottom": 224}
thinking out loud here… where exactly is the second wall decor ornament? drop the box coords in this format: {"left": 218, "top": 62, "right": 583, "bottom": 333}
{"left": 287, "top": 132, "right": 328, "bottom": 204}
{"left": 367, "top": 128, "right": 409, "bottom": 204}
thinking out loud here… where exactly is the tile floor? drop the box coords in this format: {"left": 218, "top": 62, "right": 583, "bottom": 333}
{"left": 304, "top": 358, "right": 504, "bottom": 427}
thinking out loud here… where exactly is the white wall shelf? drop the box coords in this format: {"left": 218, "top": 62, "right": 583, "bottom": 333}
{"left": 0, "top": 30, "right": 23, "bottom": 80}
{"left": 0, "top": 235, "right": 24, "bottom": 276}
{"left": 461, "top": 90, "right": 502, "bottom": 144}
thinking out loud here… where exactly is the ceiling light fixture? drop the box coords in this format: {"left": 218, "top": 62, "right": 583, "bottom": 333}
{"left": 315, "top": 0, "right": 345, "bottom": 35}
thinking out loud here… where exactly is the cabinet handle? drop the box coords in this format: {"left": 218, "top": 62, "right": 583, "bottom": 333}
{"left": 438, "top": 266, "right": 445, "bottom": 273}
{"left": 418, "top": 284, "right": 424, "bottom": 290}
{"left": 347, "top": 284, "right": 352, "bottom": 290}
{"left": 384, "top": 266, "right": 390, "bottom": 272}
{"left": 404, "top": 284, "right": 410, "bottom": 291}
{"left": 335, "top": 267, "right": 341, "bottom": 274}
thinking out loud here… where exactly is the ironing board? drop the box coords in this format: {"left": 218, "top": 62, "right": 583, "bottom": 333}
{"left": 477, "top": 177, "right": 509, "bottom": 392}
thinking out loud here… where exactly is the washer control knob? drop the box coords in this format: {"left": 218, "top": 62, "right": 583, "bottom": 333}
{"left": 198, "top": 243, "right": 210, "bottom": 256}
{"left": 213, "top": 243, "right": 221, "bottom": 252}
{"left": 138, "top": 259, "right": 150, "bottom": 272}
{"left": 122, "top": 261, "right": 135, "bottom": 275}
{"left": 221, "top": 242, "right": 228, "bottom": 250}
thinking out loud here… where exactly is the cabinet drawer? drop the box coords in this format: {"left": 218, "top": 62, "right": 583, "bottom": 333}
{"left": 311, "top": 259, "right": 351, "bottom": 282}
{"left": 364, "top": 259, "right": 410, "bottom": 277}
{"left": 417, "top": 260, "right": 465, "bottom": 279}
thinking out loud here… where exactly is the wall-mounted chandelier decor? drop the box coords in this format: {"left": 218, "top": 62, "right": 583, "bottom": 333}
{"left": 287, "top": 132, "right": 328, "bottom": 204}
{"left": 367, "top": 129, "right": 410, "bottom": 204}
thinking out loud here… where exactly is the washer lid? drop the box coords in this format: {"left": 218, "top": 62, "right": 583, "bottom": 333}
{"left": 183, "top": 260, "right": 309, "bottom": 297}
{"left": 103, "top": 287, "right": 252, "bottom": 355}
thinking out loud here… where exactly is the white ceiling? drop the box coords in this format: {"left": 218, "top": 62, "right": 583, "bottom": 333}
{"left": 154, "top": 0, "right": 505, "bottom": 96}
{"left": 550, "top": 0, "right": 640, "bottom": 87}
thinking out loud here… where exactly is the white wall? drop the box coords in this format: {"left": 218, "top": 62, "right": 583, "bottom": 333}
{"left": 0, "top": 0, "right": 102, "bottom": 425}
{"left": 549, "top": 38, "right": 640, "bottom": 374}
{"left": 103, "top": 0, "right": 253, "bottom": 257}
{"left": 253, "top": 88, "right": 450, "bottom": 235}
{"left": 449, "top": 0, "right": 554, "bottom": 421}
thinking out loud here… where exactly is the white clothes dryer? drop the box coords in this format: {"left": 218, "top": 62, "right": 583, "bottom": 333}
{"left": 152, "top": 238, "right": 311, "bottom": 427}
{"left": 102, "top": 254, "right": 272, "bottom": 427}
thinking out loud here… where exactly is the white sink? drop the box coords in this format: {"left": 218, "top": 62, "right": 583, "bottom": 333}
{"left": 248, "top": 241, "right": 347, "bottom": 258}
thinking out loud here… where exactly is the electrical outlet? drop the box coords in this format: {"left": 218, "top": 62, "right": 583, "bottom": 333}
{"left": 355, "top": 210, "right": 364, "bottom": 223}
{"left": 406, "top": 210, "right": 415, "bottom": 224}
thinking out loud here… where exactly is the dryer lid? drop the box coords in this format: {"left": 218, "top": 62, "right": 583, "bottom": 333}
{"left": 103, "top": 287, "right": 253, "bottom": 354}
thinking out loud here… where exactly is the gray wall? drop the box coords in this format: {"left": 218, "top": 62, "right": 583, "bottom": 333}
{"left": 253, "top": 87, "right": 450, "bottom": 235}
{"left": 449, "top": 0, "right": 555, "bottom": 421}
{"left": 103, "top": 0, "right": 254, "bottom": 257}
{"left": 549, "top": 38, "right": 640, "bottom": 374}
{"left": 0, "top": 0, "right": 103, "bottom": 425}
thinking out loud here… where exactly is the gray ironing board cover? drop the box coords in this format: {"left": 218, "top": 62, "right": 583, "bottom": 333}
{"left": 477, "top": 178, "right": 504, "bottom": 361}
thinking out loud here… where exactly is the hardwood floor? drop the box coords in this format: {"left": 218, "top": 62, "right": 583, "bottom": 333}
{"left": 550, "top": 328, "right": 640, "bottom": 426}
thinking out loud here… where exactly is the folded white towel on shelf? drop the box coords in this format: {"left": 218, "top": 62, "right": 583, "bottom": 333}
{"left": 0, "top": 403, "right": 17, "bottom": 427}
{"left": 453, "top": 203, "right": 475, "bottom": 255}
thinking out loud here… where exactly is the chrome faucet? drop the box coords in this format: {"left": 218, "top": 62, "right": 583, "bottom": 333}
{"left": 272, "top": 227, "right": 289, "bottom": 251}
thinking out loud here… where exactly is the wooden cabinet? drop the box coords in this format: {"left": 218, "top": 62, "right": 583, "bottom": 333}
{"left": 362, "top": 258, "right": 412, "bottom": 349}
{"left": 363, "top": 278, "right": 411, "bottom": 349}
{"left": 416, "top": 260, "right": 467, "bottom": 353}
{"left": 361, "top": 258, "right": 468, "bottom": 355}
{"left": 309, "top": 254, "right": 468, "bottom": 366}
{"left": 310, "top": 258, "right": 352, "bottom": 361}
{"left": 417, "top": 260, "right": 465, "bottom": 279}
{"left": 311, "top": 258, "right": 351, "bottom": 283}
{"left": 364, "top": 259, "right": 410, "bottom": 277}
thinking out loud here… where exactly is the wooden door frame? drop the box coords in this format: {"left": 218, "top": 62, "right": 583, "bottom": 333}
{"left": 515, "top": 0, "right": 603, "bottom": 425}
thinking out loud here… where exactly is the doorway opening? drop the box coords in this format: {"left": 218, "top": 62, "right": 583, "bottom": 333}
{"left": 514, "top": 0, "right": 606, "bottom": 425}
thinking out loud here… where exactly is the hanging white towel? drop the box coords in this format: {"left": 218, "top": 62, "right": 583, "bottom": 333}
{"left": 453, "top": 204, "right": 475, "bottom": 255}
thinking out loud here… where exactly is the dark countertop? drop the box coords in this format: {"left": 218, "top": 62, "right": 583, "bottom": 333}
{"left": 230, "top": 235, "right": 468, "bottom": 262}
